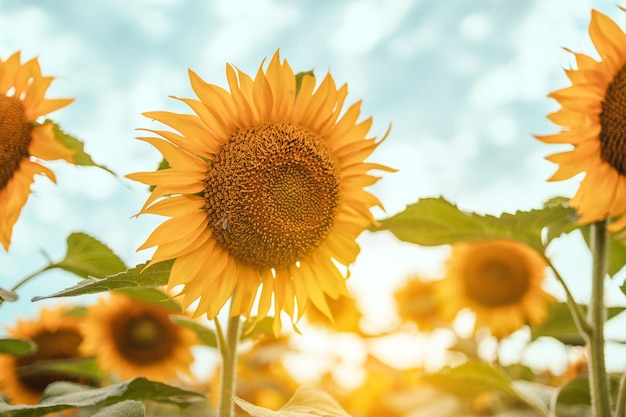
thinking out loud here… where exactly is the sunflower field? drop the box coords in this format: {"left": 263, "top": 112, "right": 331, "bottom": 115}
{"left": 2, "top": 2, "right": 626, "bottom": 417}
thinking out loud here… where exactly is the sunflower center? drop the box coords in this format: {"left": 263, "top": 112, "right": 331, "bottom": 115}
{"left": 599, "top": 64, "right": 626, "bottom": 175}
{"left": 204, "top": 123, "right": 341, "bottom": 269}
{"left": 16, "top": 329, "right": 87, "bottom": 395}
{"left": 464, "top": 256, "right": 530, "bottom": 307}
{"left": 0, "top": 94, "right": 32, "bottom": 190}
{"left": 114, "top": 313, "right": 176, "bottom": 364}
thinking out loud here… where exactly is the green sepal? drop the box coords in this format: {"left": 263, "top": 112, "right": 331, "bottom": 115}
{"left": 295, "top": 70, "right": 314, "bottom": 97}
{"left": 149, "top": 159, "right": 171, "bottom": 192}
{"left": 241, "top": 316, "right": 276, "bottom": 339}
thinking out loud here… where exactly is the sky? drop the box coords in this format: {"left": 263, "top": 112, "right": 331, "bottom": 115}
{"left": 1, "top": 0, "right": 625, "bottom": 373}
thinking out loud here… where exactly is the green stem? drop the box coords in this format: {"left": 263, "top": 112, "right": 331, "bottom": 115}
{"left": 587, "top": 220, "right": 611, "bottom": 417}
{"left": 546, "top": 258, "right": 592, "bottom": 335}
{"left": 616, "top": 373, "right": 626, "bottom": 417}
{"left": 213, "top": 317, "right": 227, "bottom": 358}
{"left": 0, "top": 265, "right": 51, "bottom": 307}
{"left": 217, "top": 313, "right": 241, "bottom": 417}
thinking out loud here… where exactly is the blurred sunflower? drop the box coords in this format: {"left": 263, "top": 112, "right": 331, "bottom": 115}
{"left": 337, "top": 356, "right": 424, "bottom": 417}
{"left": 0, "top": 307, "right": 88, "bottom": 405}
{"left": 305, "top": 294, "right": 362, "bottom": 333}
{"left": 81, "top": 293, "right": 197, "bottom": 382}
{"left": 127, "top": 50, "right": 391, "bottom": 335}
{"left": 394, "top": 275, "right": 449, "bottom": 332}
{"left": 438, "top": 239, "right": 554, "bottom": 338}
{"left": 0, "top": 51, "right": 74, "bottom": 250}
{"left": 537, "top": 9, "right": 626, "bottom": 230}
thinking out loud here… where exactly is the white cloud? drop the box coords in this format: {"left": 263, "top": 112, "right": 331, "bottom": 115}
{"left": 388, "top": 20, "right": 441, "bottom": 59}
{"left": 459, "top": 12, "right": 493, "bottom": 42}
{"left": 468, "top": 0, "right": 595, "bottom": 112}
{"left": 331, "top": 0, "right": 413, "bottom": 56}
{"left": 201, "top": 0, "right": 300, "bottom": 67}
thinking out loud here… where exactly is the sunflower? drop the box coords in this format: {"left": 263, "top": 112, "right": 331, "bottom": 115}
{"left": 127, "top": 51, "right": 391, "bottom": 335}
{"left": 305, "top": 293, "right": 362, "bottom": 333}
{"left": 394, "top": 275, "right": 448, "bottom": 332}
{"left": 537, "top": 8, "right": 626, "bottom": 230}
{"left": 80, "top": 293, "right": 197, "bottom": 382}
{"left": 0, "top": 51, "right": 75, "bottom": 250}
{"left": 0, "top": 307, "right": 88, "bottom": 405}
{"left": 437, "top": 239, "right": 554, "bottom": 338}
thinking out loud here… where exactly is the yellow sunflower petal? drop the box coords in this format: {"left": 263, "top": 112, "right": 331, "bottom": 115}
{"left": 29, "top": 123, "right": 75, "bottom": 162}
{"left": 82, "top": 293, "right": 196, "bottom": 382}
{"left": 0, "top": 306, "right": 85, "bottom": 404}
{"left": 0, "top": 52, "right": 73, "bottom": 250}
{"left": 539, "top": 9, "right": 626, "bottom": 228}
{"left": 439, "top": 239, "right": 553, "bottom": 337}
{"left": 129, "top": 50, "right": 391, "bottom": 331}
{"left": 589, "top": 10, "right": 626, "bottom": 64}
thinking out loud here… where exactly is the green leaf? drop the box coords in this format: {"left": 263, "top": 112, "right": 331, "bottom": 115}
{"left": 0, "top": 377, "right": 204, "bottom": 417}
{"left": 295, "top": 70, "right": 314, "bottom": 97}
{"left": 0, "top": 338, "right": 36, "bottom": 355}
{"left": 580, "top": 225, "right": 626, "bottom": 278}
{"left": 552, "top": 375, "right": 620, "bottom": 417}
{"left": 373, "top": 197, "right": 578, "bottom": 253}
{"left": 50, "top": 232, "right": 127, "bottom": 279}
{"left": 91, "top": 400, "right": 145, "bottom": 417}
{"left": 18, "top": 357, "right": 103, "bottom": 383}
{"left": 32, "top": 260, "right": 173, "bottom": 302}
{"left": 542, "top": 197, "right": 580, "bottom": 243}
{"left": 421, "top": 360, "right": 519, "bottom": 399}
{"left": 169, "top": 316, "right": 217, "bottom": 348}
{"left": 530, "top": 302, "right": 626, "bottom": 345}
{"left": 0, "top": 287, "right": 18, "bottom": 302}
{"left": 421, "top": 360, "right": 549, "bottom": 415}
{"left": 49, "top": 121, "right": 115, "bottom": 175}
{"left": 234, "top": 385, "right": 351, "bottom": 417}
{"left": 117, "top": 287, "right": 180, "bottom": 311}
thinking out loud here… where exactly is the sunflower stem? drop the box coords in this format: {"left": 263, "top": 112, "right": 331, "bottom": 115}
{"left": 587, "top": 220, "right": 610, "bottom": 417}
{"left": 546, "top": 258, "right": 592, "bottom": 335}
{"left": 217, "top": 313, "right": 241, "bottom": 417}
{"left": 0, "top": 265, "right": 51, "bottom": 307}
{"left": 213, "top": 317, "right": 227, "bottom": 358}
{"left": 616, "top": 373, "right": 626, "bottom": 417}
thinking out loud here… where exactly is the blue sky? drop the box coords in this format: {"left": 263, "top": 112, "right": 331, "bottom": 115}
{"left": 1, "top": 0, "right": 625, "bottom": 371}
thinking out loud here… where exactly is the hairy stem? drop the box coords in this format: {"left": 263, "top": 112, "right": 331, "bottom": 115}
{"left": 616, "top": 373, "right": 626, "bottom": 417}
{"left": 217, "top": 313, "right": 241, "bottom": 417}
{"left": 0, "top": 265, "right": 51, "bottom": 307}
{"left": 587, "top": 220, "right": 610, "bottom": 417}
{"left": 545, "top": 257, "right": 592, "bottom": 335}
